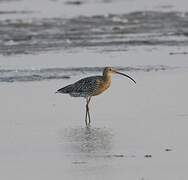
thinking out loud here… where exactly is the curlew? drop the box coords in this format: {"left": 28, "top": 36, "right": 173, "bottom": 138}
{"left": 56, "top": 67, "right": 136, "bottom": 125}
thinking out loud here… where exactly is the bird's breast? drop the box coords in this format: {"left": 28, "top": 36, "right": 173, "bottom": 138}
{"left": 92, "top": 79, "right": 111, "bottom": 96}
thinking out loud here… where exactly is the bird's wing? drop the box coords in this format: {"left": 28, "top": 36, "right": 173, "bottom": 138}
{"left": 56, "top": 76, "right": 103, "bottom": 97}
{"left": 73, "top": 76, "right": 103, "bottom": 95}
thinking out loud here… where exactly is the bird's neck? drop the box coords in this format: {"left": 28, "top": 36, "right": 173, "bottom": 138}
{"left": 103, "top": 74, "right": 112, "bottom": 83}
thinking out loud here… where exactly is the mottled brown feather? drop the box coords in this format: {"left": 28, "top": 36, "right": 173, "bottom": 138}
{"left": 57, "top": 75, "right": 111, "bottom": 97}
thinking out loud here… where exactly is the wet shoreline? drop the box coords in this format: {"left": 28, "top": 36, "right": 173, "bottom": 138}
{"left": 0, "top": 0, "right": 188, "bottom": 179}
{"left": 0, "top": 11, "right": 188, "bottom": 55}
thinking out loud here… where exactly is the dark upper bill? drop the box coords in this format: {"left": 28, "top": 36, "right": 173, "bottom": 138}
{"left": 114, "top": 71, "right": 136, "bottom": 84}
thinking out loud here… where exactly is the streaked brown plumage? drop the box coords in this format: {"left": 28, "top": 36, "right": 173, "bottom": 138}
{"left": 56, "top": 67, "right": 136, "bottom": 126}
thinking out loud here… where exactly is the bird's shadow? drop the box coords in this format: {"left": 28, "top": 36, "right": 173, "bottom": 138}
{"left": 57, "top": 125, "right": 113, "bottom": 156}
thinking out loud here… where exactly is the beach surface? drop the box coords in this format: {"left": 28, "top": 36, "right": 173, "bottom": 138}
{"left": 0, "top": 0, "right": 188, "bottom": 179}
{"left": 1, "top": 66, "right": 188, "bottom": 180}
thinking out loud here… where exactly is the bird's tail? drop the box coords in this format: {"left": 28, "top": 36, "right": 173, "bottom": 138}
{"left": 56, "top": 84, "right": 73, "bottom": 94}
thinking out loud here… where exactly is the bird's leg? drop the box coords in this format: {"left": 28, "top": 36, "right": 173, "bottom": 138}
{"left": 87, "top": 97, "right": 91, "bottom": 125}
{"left": 85, "top": 98, "right": 89, "bottom": 126}
{"left": 85, "top": 97, "right": 91, "bottom": 126}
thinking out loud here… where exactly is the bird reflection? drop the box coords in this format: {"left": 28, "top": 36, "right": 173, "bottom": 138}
{"left": 58, "top": 126, "right": 113, "bottom": 155}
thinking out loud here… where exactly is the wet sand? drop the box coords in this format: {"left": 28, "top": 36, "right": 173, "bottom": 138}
{"left": 1, "top": 0, "right": 188, "bottom": 179}
{"left": 0, "top": 69, "right": 188, "bottom": 180}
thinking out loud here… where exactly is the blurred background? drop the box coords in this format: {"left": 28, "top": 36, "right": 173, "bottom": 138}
{"left": 0, "top": 0, "right": 188, "bottom": 81}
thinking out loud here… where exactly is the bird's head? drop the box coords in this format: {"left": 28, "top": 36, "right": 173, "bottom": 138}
{"left": 103, "top": 67, "right": 136, "bottom": 84}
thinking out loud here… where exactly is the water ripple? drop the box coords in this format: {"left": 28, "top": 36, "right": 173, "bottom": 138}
{"left": 0, "top": 65, "right": 176, "bottom": 83}
{"left": 0, "top": 11, "right": 188, "bottom": 55}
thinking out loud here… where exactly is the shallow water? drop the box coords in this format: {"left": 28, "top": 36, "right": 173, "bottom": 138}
{"left": 58, "top": 126, "right": 113, "bottom": 154}
{"left": 1, "top": 73, "right": 188, "bottom": 180}
{"left": 0, "top": 0, "right": 188, "bottom": 83}
{"left": 0, "top": 11, "right": 188, "bottom": 55}
{"left": 1, "top": 0, "right": 188, "bottom": 180}
{"left": 0, "top": 65, "right": 175, "bottom": 82}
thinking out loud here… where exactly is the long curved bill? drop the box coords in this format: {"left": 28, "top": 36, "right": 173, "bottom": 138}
{"left": 114, "top": 71, "right": 136, "bottom": 84}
